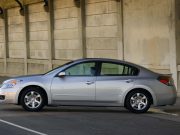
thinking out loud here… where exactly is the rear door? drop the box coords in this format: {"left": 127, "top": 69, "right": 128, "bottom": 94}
{"left": 96, "top": 62, "right": 138, "bottom": 102}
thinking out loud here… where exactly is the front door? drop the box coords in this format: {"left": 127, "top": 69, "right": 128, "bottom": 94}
{"left": 51, "top": 62, "right": 97, "bottom": 102}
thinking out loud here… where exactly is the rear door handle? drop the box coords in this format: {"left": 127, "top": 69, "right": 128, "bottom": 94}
{"left": 86, "top": 81, "right": 94, "bottom": 85}
{"left": 125, "top": 79, "right": 133, "bottom": 83}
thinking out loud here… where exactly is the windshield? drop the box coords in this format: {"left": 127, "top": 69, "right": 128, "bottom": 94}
{"left": 44, "top": 61, "right": 74, "bottom": 75}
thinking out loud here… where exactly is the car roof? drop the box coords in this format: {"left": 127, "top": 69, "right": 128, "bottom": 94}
{"left": 73, "top": 58, "right": 140, "bottom": 68}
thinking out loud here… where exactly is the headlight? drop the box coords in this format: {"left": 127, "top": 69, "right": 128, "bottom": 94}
{"left": 1, "top": 79, "right": 22, "bottom": 89}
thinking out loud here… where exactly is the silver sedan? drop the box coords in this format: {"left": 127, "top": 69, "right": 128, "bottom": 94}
{"left": 0, "top": 58, "right": 177, "bottom": 113}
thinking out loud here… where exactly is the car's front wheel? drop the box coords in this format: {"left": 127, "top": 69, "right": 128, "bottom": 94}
{"left": 125, "top": 90, "right": 151, "bottom": 113}
{"left": 20, "top": 87, "right": 45, "bottom": 112}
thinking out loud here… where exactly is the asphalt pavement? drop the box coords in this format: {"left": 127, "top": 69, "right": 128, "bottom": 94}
{"left": 0, "top": 105, "right": 180, "bottom": 135}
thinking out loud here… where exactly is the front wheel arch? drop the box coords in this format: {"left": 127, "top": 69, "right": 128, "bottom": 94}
{"left": 18, "top": 85, "right": 48, "bottom": 105}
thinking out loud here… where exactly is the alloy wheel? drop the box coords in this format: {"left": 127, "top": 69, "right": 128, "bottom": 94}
{"left": 130, "top": 93, "right": 148, "bottom": 111}
{"left": 24, "top": 91, "right": 42, "bottom": 109}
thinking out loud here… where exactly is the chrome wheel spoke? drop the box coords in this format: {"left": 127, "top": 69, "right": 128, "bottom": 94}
{"left": 137, "top": 103, "right": 141, "bottom": 110}
{"left": 140, "top": 101, "right": 146, "bottom": 106}
{"left": 35, "top": 99, "right": 40, "bottom": 105}
{"left": 131, "top": 97, "right": 135, "bottom": 101}
{"left": 141, "top": 95, "right": 146, "bottom": 100}
{"left": 35, "top": 95, "right": 41, "bottom": 99}
{"left": 31, "top": 91, "right": 34, "bottom": 96}
{"left": 131, "top": 103, "right": 137, "bottom": 107}
{"left": 25, "top": 95, "right": 29, "bottom": 100}
{"left": 25, "top": 101, "right": 31, "bottom": 106}
{"left": 32, "top": 101, "right": 35, "bottom": 108}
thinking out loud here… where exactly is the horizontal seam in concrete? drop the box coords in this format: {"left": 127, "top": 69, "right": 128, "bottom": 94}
{"left": 86, "top": 12, "right": 118, "bottom": 16}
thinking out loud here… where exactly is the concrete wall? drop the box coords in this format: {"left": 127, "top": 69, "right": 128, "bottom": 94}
{"left": 54, "top": 0, "right": 82, "bottom": 61}
{"left": 29, "top": 2, "right": 49, "bottom": 60}
{"left": 0, "top": 0, "right": 42, "bottom": 8}
{"left": 6, "top": 8, "right": 25, "bottom": 75}
{"left": 0, "top": 17, "right": 4, "bottom": 74}
{"left": 0, "top": 17, "right": 4, "bottom": 58}
{"left": 86, "top": 0, "right": 119, "bottom": 59}
{"left": 176, "top": 0, "right": 180, "bottom": 64}
{"left": 175, "top": 0, "right": 180, "bottom": 93}
{"left": 123, "top": 0, "right": 172, "bottom": 74}
{"left": 0, "top": 0, "right": 178, "bottom": 90}
{"left": 8, "top": 7, "right": 24, "bottom": 58}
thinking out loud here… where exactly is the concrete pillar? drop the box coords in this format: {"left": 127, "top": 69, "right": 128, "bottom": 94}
{"left": 78, "top": 0, "right": 86, "bottom": 58}
{"left": 23, "top": 6, "right": 29, "bottom": 75}
{"left": 3, "top": 9, "right": 8, "bottom": 74}
{"left": 117, "top": 0, "right": 124, "bottom": 60}
{"left": 169, "top": 0, "right": 178, "bottom": 89}
{"left": 47, "top": 0, "right": 54, "bottom": 70}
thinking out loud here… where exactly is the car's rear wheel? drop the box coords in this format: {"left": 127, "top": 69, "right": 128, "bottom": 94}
{"left": 125, "top": 90, "right": 151, "bottom": 113}
{"left": 20, "top": 87, "right": 45, "bottom": 112}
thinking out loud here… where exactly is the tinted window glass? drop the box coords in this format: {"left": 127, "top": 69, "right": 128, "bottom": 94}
{"left": 65, "top": 62, "right": 96, "bottom": 76}
{"left": 100, "top": 62, "right": 138, "bottom": 76}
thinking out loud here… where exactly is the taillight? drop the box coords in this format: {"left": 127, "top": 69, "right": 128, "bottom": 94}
{"left": 158, "top": 76, "right": 173, "bottom": 86}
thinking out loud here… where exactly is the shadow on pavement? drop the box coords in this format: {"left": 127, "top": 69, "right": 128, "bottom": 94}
{"left": 0, "top": 105, "right": 132, "bottom": 114}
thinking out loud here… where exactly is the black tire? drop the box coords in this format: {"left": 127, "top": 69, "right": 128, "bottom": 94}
{"left": 125, "top": 90, "right": 151, "bottom": 113}
{"left": 20, "top": 87, "right": 45, "bottom": 112}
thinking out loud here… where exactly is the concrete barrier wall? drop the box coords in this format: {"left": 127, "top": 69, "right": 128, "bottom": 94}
{"left": 0, "top": 17, "right": 4, "bottom": 74}
{"left": 175, "top": 1, "right": 180, "bottom": 95}
{"left": 123, "top": 0, "right": 172, "bottom": 74}
{"left": 0, "top": 18, "right": 4, "bottom": 59}
{"left": 8, "top": 7, "right": 24, "bottom": 58}
{"left": 54, "top": 0, "right": 82, "bottom": 61}
{"left": 29, "top": 3, "right": 48, "bottom": 59}
{"left": 0, "top": 0, "right": 176, "bottom": 77}
{"left": 176, "top": 0, "right": 180, "bottom": 65}
{"left": 86, "top": 0, "right": 119, "bottom": 59}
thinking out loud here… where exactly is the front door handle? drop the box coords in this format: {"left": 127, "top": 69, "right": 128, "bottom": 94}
{"left": 85, "top": 81, "right": 94, "bottom": 85}
{"left": 125, "top": 79, "right": 133, "bottom": 83}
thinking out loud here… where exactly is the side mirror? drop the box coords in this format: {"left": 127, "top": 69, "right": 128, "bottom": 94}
{"left": 58, "top": 72, "right": 66, "bottom": 77}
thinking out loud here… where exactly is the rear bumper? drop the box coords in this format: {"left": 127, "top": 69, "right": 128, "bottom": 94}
{"left": 155, "top": 86, "right": 177, "bottom": 106}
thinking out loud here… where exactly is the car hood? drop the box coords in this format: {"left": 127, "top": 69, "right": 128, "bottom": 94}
{"left": 13, "top": 74, "right": 42, "bottom": 79}
{"left": 4, "top": 74, "right": 43, "bottom": 82}
{"left": 1, "top": 74, "right": 46, "bottom": 88}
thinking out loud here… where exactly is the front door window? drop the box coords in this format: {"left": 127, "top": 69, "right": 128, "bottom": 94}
{"left": 65, "top": 62, "right": 96, "bottom": 76}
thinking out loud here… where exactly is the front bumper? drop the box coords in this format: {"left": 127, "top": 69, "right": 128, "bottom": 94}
{"left": 0, "top": 87, "right": 19, "bottom": 104}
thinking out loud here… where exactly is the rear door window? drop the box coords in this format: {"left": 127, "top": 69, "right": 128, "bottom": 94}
{"left": 100, "top": 62, "right": 139, "bottom": 76}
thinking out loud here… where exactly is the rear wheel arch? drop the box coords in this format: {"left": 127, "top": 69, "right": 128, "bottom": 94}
{"left": 18, "top": 85, "right": 48, "bottom": 105}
